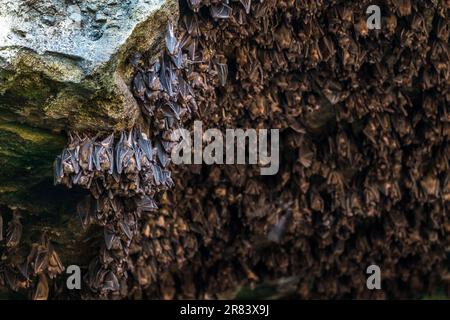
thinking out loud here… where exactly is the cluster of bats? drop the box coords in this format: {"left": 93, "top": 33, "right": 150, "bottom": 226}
{"left": 1, "top": 0, "right": 449, "bottom": 299}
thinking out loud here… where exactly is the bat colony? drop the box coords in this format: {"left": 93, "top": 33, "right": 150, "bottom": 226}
{"left": 0, "top": 0, "right": 449, "bottom": 299}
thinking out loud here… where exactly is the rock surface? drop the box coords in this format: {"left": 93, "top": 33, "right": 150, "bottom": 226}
{"left": 0, "top": 3, "right": 178, "bottom": 298}
{"left": 0, "top": 0, "right": 177, "bottom": 132}
{"left": 0, "top": 0, "right": 177, "bottom": 231}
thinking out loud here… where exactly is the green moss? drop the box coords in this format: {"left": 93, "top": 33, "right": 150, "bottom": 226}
{"left": 0, "top": 121, "right": 64, "bottom": 210}
{"left": 0, "top": 120, "right": 92, "bottom": 285}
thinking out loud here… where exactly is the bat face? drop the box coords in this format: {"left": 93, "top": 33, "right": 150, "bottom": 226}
{"left": 93, "top": 134, "right": 114, "bottom": 172}
{"left": 145, "top": 70, "right": 161, "bottom": 91}
{"left": 133, "top": 72, "right": 146, "bottom": 101}
{"left": 122, "top": 131, "right": 137, "bottom": 175}
{"left": 79, "top": 137, "right": 94, "bottom": 171}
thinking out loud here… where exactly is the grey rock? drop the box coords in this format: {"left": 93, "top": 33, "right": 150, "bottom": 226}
{"left": 68, "top": 5, "right": 82, "bottom": 23}
{"left": 42, "top": 15, "right": 57, "bottom": 26}
{"left": 95, "top": 12, "right": 108, "bottom": 22}
{"left": 0, "top": 0, "right": 178, "bottom": 132}
{"left": 87, "top": 3, "right": 98, "bottom": 12}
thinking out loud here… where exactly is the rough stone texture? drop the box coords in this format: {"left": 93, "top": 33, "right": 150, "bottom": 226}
{"left": 0, "top": 0, "right": 178, "bottom": 132}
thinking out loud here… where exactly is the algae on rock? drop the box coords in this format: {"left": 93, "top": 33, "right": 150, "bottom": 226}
{"left": 0, "top": 0, "right": 178, "bottom": 132}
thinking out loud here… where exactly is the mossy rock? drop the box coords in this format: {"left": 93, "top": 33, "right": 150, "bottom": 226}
{"left": 0, "top": 0, "right": 178, "bottom": 133}
{"left": 0, "top": 121, "right": 64, "bottom": 209}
